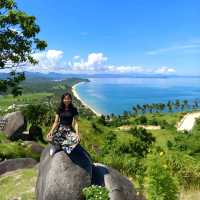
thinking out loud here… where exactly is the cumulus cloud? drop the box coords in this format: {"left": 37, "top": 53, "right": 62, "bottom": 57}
{"left": 25, "top": 50, "right": 64, "bottom": 72}
{"left": 68, "top": 53, "right": 108, "bottom": 72}
{"left": 24, "top": 50, "right": 176, "bottom": 74}
{"left": 68, "top": 52, "right": 176, "bottom": 74}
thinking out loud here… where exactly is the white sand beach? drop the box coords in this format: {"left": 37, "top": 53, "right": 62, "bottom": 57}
{"left": 177, "top": 111, "right": 200, "bottom": 132}
{"left": 72, "top": 82, "right": 102, "bottom": 117}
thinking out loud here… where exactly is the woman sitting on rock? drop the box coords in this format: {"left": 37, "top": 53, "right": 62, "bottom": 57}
{"left": 47, "top": 92, "right": 80, "bottom": 156}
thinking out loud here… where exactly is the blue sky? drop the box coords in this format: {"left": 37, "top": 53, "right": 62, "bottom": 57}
{"left": 17, "top": 0, "right": 200, "bottom": 75}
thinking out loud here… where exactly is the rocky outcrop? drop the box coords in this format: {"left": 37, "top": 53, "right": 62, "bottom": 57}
{"left": 36, "top": 144, "right": 139, "bottom": 200}
{"left": 0, "top": 158, "right": 37, "bottom": 175}
{"left": 1, "top": 111, "right": 27, "bottom": 140}
{"left": 36, "top": 144, "right": 93, "bottom": 200}
{"left": 92, "top": 163, "right": 138, "bottom": 200}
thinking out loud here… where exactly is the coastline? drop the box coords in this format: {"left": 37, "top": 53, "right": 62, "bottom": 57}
{"left": 72, "top": 82, "right": 102, "bottom": 117}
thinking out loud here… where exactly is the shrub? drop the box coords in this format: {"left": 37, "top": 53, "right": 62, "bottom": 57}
{"left": 127, "top": 127, "right": 155, "bottom": 157}
{"left": 147, "top": 155, "right": 179, "bottom": 200}
{"left": 149, "top": 118, "right": 159, "bottom": 126}
{"left": 101, "top": 132, "right": 117, "bottom": 155}
{"left": 166, "top": 152, "right": 200, "bottom": 189}
{"left": 22, "top": 104, "right": 49, "bottom": 126}
{"left": 160, "top": 120, "right": 170, "bottom": 129}
{"left": 82, "top": 185, "right": 109, "bottom": 200}
{"left": 135, "top": 115, "right": 148, "bottom": 125}
{"left": 129, "top": 127, "right": 155, "bottom": 144}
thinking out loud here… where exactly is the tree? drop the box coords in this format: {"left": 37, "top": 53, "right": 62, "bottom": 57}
{"left": 183, "top": 99, "right": 189, "bottom": 111}
{"left": 0, "top": 0, "right": 47, "bottom": 96}
{"left": 175, "top": 99, "right": 180, "bottom": 111}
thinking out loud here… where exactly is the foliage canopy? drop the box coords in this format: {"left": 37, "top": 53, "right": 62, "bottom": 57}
{"left": 0, "top": 0, "right": 47, "bottom": 96}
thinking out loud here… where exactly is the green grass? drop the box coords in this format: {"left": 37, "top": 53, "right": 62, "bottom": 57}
{"left": 0, "top": 92, "right": 54, "bottom": 112}
{"left": 150, "top": 129, "right": 176, "bottom": 149}
{"left": 0, "top": 133, "right": 41, "bottom": 161}
{"left": 0, "top": 168, "right": 37, "bottom": 200}
{"left": 128, "top": 112, "right": 183, "bottom": 127}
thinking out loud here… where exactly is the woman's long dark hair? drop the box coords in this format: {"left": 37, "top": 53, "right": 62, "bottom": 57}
{"left": 57, "top": 92, "right": 75, "bottom": 114}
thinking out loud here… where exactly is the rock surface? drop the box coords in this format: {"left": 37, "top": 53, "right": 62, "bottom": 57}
{"left": 36, "top": 144, "right": 93, "bottom": 200}
{"left": 92, "top": 163, "right": 138, "bottom": 200}
{"left": 36, "top": 144, "right": 140, "bottom": 200}
{"left": 0, "top": 158, "right": 37, "bottom": 175}
{"left": 2, "top": 111, "right": 26, "bottom": 140}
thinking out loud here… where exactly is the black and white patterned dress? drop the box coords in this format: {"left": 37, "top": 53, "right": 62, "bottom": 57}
{"left": 52, "top": 124, "right": 79, "bottom": 154}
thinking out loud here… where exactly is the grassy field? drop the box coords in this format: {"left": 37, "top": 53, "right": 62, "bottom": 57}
{"left": 0, "top": 92, "right": 54, "bottom": 112}
{"left": 0, "top": 168, "right": 37, "bottom": 200}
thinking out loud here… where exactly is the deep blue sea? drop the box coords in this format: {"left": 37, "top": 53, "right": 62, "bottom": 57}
{"left": 75, "top": 77, "right": 200, "bottom": 115}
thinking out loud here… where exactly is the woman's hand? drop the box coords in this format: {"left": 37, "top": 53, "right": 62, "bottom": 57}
{"left": 47, "top": 131, "right": 54, "bottom": 141}
{"left": 76, "top": 133, "right": 81, "bottom": 143}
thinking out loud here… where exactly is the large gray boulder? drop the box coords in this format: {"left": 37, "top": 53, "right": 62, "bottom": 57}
{"left": 0, "top": 158, "right": 37, "bottom": 175}
{"left": 23, "top": 141, "right": 45, "bottom": 155}
{"left": 36, "top": 144, "right": 93, "bottom": 200}
{"left": 1, "top": 111, "right": 26, "bottom": 140}
{"left": 92, "top": 163, "right": 138, "bottom": 200}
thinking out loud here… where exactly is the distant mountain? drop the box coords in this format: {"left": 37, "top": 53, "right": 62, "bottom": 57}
{"left": 0, "top": 71, "right": 199, "bottom": 80}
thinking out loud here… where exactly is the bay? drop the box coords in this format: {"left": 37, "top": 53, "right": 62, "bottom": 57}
{"left": 75, "top": 77, "right": 200, "bottom": 115}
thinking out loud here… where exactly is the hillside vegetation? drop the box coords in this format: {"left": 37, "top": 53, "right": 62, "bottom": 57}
{"left": 0, "top": 78, "right": 200, "bottom": 200}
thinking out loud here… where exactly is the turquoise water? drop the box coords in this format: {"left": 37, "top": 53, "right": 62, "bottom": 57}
{"left": 75, "top": 77, "right": 200, "bottom": 115}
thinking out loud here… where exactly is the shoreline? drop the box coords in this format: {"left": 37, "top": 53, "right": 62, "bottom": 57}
{"left": 72, "top": 82, "right": 102, "bottom": 117}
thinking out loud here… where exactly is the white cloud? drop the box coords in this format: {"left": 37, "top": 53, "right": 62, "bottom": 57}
{"left": 73, "top": 55, "right": 80, "bottom": 60}
{"left": 68, "top": 53, "right": 108, "bottom": 72}
{"left": 68, "top": 52, "right": 176, "bottom": 74}
{"left": 106, "top": 65, "right": 146, "bottom": 73}
{"left": 154, "top": 66, "right": 176, "bottom": 74}
{"left": 46, "top": 50, "right": 63, "bottom": 59}
{"left": 25, "top": 50, "right": 64, "bottom": 73}
{"left": 23, "top": 51, "right": 176, "bottom": 74}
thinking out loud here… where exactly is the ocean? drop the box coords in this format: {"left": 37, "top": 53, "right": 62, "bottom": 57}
{"left": 75, "top": 77, "right": 200, "bottom": 115}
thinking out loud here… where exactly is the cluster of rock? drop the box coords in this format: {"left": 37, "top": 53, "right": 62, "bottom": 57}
{"left": 0, "top": 111, "right": 44, "bottom": 141}
{"left": 0, "top": 111, "right": 44, "bottom": 173}
{"left": 36, "top": 144, "right": 141, "bottom": 200}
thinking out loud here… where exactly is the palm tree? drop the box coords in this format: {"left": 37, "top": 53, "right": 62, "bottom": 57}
{"left": 193, "top": 99, "right": 199, "bottom": 109}
{"left": 149, "top": 104, "right": 153, "bottom": 113}
{"left": 132, "top": 106, "right": 138, "bottom": 115}
{"left": 136, "top": 104, "right": 142, "bottom": 114}
{"left": 160, "top": 103, "right": 165, "bottom": 113}
{"left": 175, "top": 99, "right": 180, "bottom": 111}
{"left": 123, "top": 110, "right": 129, "bottom": 118}
{"left": 183, "top": 99, "right": 189, "bottom": 111}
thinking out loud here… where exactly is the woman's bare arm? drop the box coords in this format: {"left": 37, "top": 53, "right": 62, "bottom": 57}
{"left": 73, "top": 116, "right": 80, "bottom": 141}
{"left": 47, "top": 114, "right": 60, "bottom": 139}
